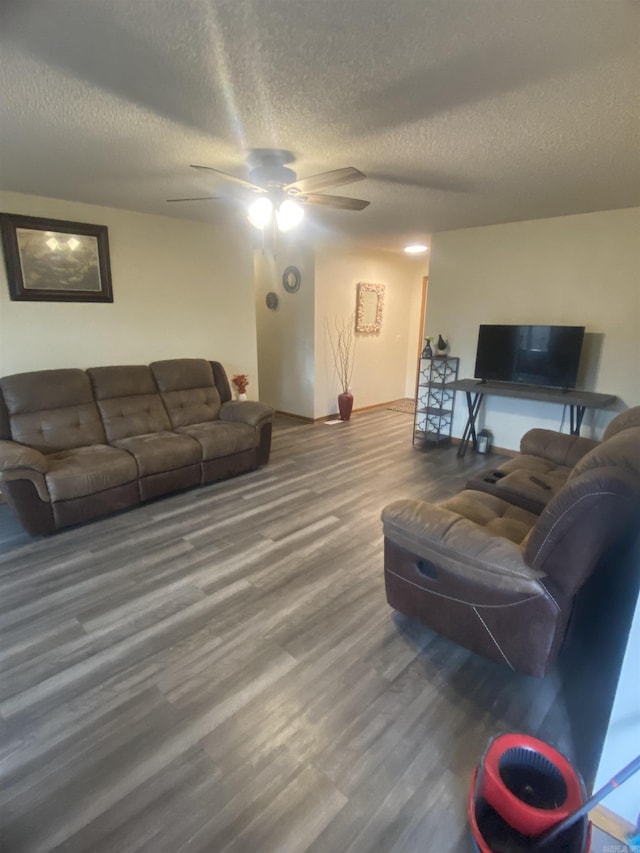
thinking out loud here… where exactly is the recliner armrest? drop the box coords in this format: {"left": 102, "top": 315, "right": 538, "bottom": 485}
{"left": 219, "top": 400, "right": 274, "bottom": 428}
{"left": 0, "top": 439, "right": 48, "bottom": 474}
{"left": 520, "top": 429, "right": 599, "bottom": 467}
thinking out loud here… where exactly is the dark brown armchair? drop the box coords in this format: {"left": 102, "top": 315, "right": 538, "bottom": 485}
{"left": 381, "top": 425, "right": 640, "bottom": 676}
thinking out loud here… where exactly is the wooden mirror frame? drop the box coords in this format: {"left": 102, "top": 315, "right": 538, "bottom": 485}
{"left": 355, "top": 282, "right": 385, "bottom": 333}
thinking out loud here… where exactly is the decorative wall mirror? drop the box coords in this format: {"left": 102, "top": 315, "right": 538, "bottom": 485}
{"left": 355, "top": 282, "right": 385, "bottom": 333}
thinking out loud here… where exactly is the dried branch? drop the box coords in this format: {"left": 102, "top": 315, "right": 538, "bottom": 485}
{"left": 325, "top": 314, "right": 356, "bottom": 394}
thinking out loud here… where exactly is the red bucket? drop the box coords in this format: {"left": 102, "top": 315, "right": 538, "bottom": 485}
{"left": 468, "top": 734, "right": 591, "bottom": 853}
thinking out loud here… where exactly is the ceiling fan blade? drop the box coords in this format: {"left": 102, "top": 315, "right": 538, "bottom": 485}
{"left": 166, "top": 196, "right": 221, "bottom": 203}
{"left": 284, "top": 167, "right": 366, "bottom": 195}
{"left": 190, "top": 164, "right": 266, "bottom": 193}
{"left": 300, "top": 193, "right": 370, "bottom": 211}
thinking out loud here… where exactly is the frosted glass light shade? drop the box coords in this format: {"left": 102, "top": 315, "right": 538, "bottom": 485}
{"left": 276, "top": 200, "right": 304, "bottom": 232}
{"left": 247, "top": 197, "right": 273, "bottom": 229}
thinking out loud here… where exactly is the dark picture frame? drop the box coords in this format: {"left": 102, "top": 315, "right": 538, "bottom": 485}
{"left": 0, "top": 212, "right": 113, "bottom": 302}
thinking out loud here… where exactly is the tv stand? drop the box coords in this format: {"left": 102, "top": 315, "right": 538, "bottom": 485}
{"left": 445, "top": 379, "right": 616, "bottom": 458}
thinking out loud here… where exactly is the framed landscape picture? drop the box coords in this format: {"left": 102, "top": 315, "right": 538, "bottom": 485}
{"left": 0, "top": 213, "right": 113, "bottom": 302}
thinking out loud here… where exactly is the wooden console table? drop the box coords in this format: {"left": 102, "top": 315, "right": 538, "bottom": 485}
{"left": 446, "top": 379, "right": 617, "bottom": 458}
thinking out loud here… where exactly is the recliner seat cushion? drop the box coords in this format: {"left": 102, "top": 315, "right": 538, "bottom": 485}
{"left": 45, "top": 445, "right": 138, "bottom": 501}
{"left": 441, "top": 491, "right": 538, "bottom": 544}
{"left": 113, "top": 432, "right": 201, "bottom": 477}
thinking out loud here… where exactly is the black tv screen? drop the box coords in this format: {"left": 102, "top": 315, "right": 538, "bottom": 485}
{"left": 474, "top": 325, "right": 585, "bottom": 389}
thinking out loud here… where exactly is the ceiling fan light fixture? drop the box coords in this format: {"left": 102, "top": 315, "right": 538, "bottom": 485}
{"left": 404, "top": 243, "right": 428, "bottom": 255}
{"left": 276, "top": 200, "right": 304, "bottom": 232}
{"left": 247, "top": 197, "right": 273, "bottom": 229}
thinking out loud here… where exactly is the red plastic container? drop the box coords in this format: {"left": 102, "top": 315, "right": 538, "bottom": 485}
{"left": 476, "top": 734, "right": 583, "bottom": 836}
{"left": 469, "top": 734, "right": 592, "bottom": 853}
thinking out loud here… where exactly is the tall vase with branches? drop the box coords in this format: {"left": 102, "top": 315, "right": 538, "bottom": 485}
{"left": 326, "top": 315, "right": 356, "bottom": 420}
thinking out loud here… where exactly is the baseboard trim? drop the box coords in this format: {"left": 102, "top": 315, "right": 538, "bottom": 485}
{"left": 275, "top": 410, "right": 315, "bottom": 423}
{"left": 590, "top": 804, "right": 636, "bottom": 843}
{"left": 277, "top": 401, "right": 400, "bottom": 424}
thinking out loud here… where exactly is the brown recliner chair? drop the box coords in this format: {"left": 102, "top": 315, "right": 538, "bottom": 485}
{"left": 381, "top": 426, "right": 640, "bottom": 676}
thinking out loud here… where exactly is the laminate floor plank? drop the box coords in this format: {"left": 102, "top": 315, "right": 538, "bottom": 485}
{"left": 0, "top": 410, "right": 605, "bottom": 852}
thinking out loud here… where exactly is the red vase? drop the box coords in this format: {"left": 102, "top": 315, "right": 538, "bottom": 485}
{"left": 338, "top": 392, "right": 354, "bottom": 421}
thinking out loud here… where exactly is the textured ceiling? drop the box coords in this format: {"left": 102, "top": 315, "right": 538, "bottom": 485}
{"left": 0, "top": 0, "right": 638, "bottom": 250}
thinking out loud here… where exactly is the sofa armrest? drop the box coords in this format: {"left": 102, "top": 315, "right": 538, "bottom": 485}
{"left": 381, "top": 499, "right": 544, "bottom": 594}
{"left": 520, "top": 429, "right": 599, "bottom": 467}
{"left": 0, "top": 440, "right": 50, "bottom": 503}
{"left": 0, "top": 440, "right": 48, "bottom": 474}
{"left": 219, "top": 400, "right": 274, "bottom": 428}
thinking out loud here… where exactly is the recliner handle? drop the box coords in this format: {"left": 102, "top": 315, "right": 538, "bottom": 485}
{"left": 416, "top": 559, "right": 438, "bottom": 578}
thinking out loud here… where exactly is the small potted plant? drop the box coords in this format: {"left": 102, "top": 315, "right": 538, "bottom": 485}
{"left": 231, "top": 374, "right": 249, "bottom": 401}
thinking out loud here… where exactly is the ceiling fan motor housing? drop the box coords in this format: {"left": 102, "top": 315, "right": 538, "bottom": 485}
{"left": 249, "top": 164, "right": 297, "bottom": 191}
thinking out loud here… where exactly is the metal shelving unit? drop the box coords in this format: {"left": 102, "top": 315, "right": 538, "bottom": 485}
{"left": 413, "top": 356, "right": 459, "bottom": 447}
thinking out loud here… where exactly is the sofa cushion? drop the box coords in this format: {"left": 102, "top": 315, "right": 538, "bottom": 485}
{"left": 519, "top": 429, "right": 599, "bottom": 468}
{"left": 0, "top": 369, "right": 106, "bottom": 453}
{"left": 441, "top": 491, "right": 538, "bottom": 544}
{"left": 45, "top": 445, "right": 138, "bottom": 501}
{"left": 150, "top": 359, "right": 222, "bottom": 428}
{"left": 176, "top": 421, "right": 257, "bottom": 460}
{"left": 88, "top": 366, "right": 171, "bottom": 442}
{"left": 112, "top": 432, "right": 201, "bottom": 477}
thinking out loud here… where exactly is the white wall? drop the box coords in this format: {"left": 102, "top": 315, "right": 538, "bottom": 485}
{"left": 426, "top": 208, "right": 640, "bottom": 450}
{"left": 254, "top": 236, "right": 315, "bottom": 418}
{"left": 314, "top": 244, "right": 426, "bottom": 419}
{"left": 0, "top": 191, "right": 258, "bottom": 393}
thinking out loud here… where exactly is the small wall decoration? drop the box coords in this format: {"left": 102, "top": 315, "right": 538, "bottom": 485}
{"left": 0, "top": 213, "right": 113, "bottom": 302}
{"left": 355, "top": 282, "right": 385, "bottom": 333}
{"left": 266, "top": 291, "right": 279, "bottom": 310}
{"left": 282, "top": 265, "right": 301, "bottom": 293}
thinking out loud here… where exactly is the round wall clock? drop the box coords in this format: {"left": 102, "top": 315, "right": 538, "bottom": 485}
{"left": 282, "top": 265, "right": 301, "bottom": 293}
{"left": 266, "top": 291, "right": 279, "bottom": 310}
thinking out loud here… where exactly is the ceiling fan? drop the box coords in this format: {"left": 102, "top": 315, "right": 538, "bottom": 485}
{"left": 167, "top": 149, "right": 370, "bottom": 231}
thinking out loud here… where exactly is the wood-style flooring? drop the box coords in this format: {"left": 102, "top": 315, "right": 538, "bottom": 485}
{"left": 0, "top": 410, "right": 606, "bottom": 852}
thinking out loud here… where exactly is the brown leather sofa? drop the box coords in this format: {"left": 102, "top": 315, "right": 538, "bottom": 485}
{"left": 381, "top": 410, "right": 640, "bottom": 676}
{"left": 0, "top": 359, "right": 274, "bottom": 536}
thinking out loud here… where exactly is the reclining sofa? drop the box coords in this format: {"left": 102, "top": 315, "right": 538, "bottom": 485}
{"left": 0, "top": 359, "right": 274, "bottom": 536}
{"left": 381, "top": 407, "right": 640, "bottom": 676}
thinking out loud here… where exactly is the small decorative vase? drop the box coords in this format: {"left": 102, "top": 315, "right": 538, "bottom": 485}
{"left": 237, "top": 392, "right": 247, "bottom": 401}
{"left": 422, "top": 341, "right": 433, "bottom": 359}
{"left": 436, "top": 334, "right": 448, "bottom": 356}
{"left": 338, "top": 392, "right": 354, "bottom": 421}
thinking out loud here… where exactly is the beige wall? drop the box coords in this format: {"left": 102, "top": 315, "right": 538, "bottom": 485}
{"left": 0, "top": 191, "right": 258, "bottom": 392}
{"left": 427, "top": 207, "right": 640, "bottom": 449}
{"left": 314, "top": 244, "right": 427, "bottom": 419}
{"left": 254, "top": 237, "right": 315, "bottom": 417}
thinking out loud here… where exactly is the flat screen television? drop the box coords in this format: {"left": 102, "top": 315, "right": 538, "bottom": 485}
{"left": 474, "top": 324, "right": 586, "bottom": 390}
